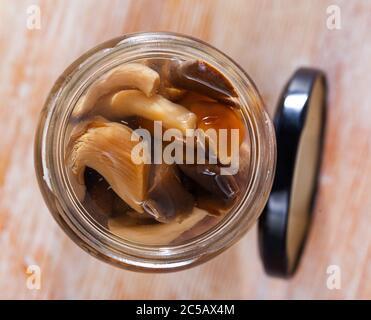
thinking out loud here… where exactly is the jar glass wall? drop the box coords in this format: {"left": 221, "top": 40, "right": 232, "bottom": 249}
{"left": 34, "top": 32, "right": 276, "bottom": 271}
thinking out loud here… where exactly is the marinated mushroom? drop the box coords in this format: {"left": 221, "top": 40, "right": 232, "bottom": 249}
{"left": 195, "top": 193, "right": 236, "bottom": 216}
{"left": 169, "top": 59, "right": 238, "bottom": 106}
{"left": 68, "top": 120, "right": 149, "bottom": 213}
{"left": 173, "top": 214, "right": 222, "bottom": 244}
{"left": 83, "top": 168, "right": 114, "bottom": 226}
{"left": 179, "top": 91, "right": 217, "bottom": 106}
{"left": 143, "top": 164, "right": 194, "bottom": 222}
{"left": 108, "top": 207, "right": 209, "bottom": 245}
{"left": 178, "top": 163, "right": 239, "bottom": 201}
{"left": 144, "top": 59, "right": 187, "bottom": 101}
{"left": 65, "top": 56, "right": 250, "bottom": 246}
{"left": 65, "top": 116, "right": 110, "bottom": 202}
{"left": 73, "top": 63, "right": 160, "bottom": 118}
{"left": 99, "top": 90, "right": 197, "bottom": 134}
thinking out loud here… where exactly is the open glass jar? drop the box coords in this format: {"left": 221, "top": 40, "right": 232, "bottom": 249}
{"left": 34, "top": 32, "right": 276, "bottom": 272}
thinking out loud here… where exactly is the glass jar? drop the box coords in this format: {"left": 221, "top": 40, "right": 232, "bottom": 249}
{"left": 34, "top": 32, "right": 276, "bottom": 271}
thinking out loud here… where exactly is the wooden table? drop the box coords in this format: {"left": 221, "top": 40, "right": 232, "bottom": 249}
{"left": 0, "top": 0, "right": 370, "bottom": 299}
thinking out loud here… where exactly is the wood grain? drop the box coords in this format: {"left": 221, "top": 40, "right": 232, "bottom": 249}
{"left": 0, "top": 0, "right": 370, "bottom": 299}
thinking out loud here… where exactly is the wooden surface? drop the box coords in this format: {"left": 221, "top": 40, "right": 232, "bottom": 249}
{"left": 0, "top": 0, "right": 370, "bottom": 299}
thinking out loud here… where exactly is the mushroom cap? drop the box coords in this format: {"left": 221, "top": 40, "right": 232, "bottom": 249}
{"left": 68, "top": 120, "right": 149, "bottom": 213}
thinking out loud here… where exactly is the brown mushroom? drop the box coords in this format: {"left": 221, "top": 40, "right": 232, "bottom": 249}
{"left": 144, "top": 59, "right": 187, "bottom": 101}
{"left": 82, "top": 168, "right": 115, "bottom": 227}
{"left": 169, "top": 59, "right": 239, "bottom": 106}
{"left": 178, "top": 162, "right": 239, "bottom": 201}
{"left": 143, "top": 164, "right": 194, "bottom": 223}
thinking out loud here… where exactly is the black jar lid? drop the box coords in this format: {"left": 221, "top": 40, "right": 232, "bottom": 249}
{"left": 258, "top": 68, "right": 327, "bottom": 277}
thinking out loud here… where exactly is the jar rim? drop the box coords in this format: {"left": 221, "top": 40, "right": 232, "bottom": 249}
{"left": 34, "top": 32, "right": 276, "bottom": 271}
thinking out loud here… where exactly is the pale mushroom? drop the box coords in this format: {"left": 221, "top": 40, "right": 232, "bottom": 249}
{"left": 68, "top": 120, "right": 149, "bottom": 213}
{"left": 65, "top": 116, "right": 110, "bottom": 202}
{"left": 99, "top": 90, "right": 197, "bottom": 134}
{"left": 108, "top": 207, "right": 209, "bottom": 245}
{"left": 73, "top": 63, "right": 160, "bottom": 118}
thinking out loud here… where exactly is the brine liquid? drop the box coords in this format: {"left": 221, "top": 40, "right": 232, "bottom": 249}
{"left": 66, "top": 57, "right": 251, "bottom": 245}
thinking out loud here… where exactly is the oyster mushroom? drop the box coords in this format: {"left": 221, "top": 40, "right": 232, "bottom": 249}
{"left": 143, "top": 164, "right": 194, "bottom": 223}
{"left": 179, "top": 91, "right": 217, "bottom": 106}
{"left": 108, "top": 207, "right": 209, "bottom": 245}
{"left": 68, "top": 120, "right": 149, "bottom": 213}
{"left": 65, "top": 116, "right": 110, "bottom": 202}
{"left": 100, "top": 90, "right": 197, "bottom": 134}
{"left": 73, "top": 63, "right": 160, "bottom": 118}
{"left": 195, "top": 193, "right": 236, "bottom": 216}
{"left": 143, "top": 59, "right": 187, "bottom": 101}
{"left": 160, "top": 87, "right": 187, "bottom": 102}
{"left": 169, "top": 59, "right": 239, "bottom": 106}
{"left": 178, "top": 163, "right": 239, "bottom": 201}
{"left": 174, "top": 213, "right": 224, "bottom": 244}
{"left": 82, "top": 168, "right": 114, "bottom": 227}
{"left": 66, "top": 116, "right": 109, "bottom": 149}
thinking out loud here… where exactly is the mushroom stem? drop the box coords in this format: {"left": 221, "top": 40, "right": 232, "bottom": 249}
{"left": 100, "top": 90, "right": 197, "bottom": 134}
